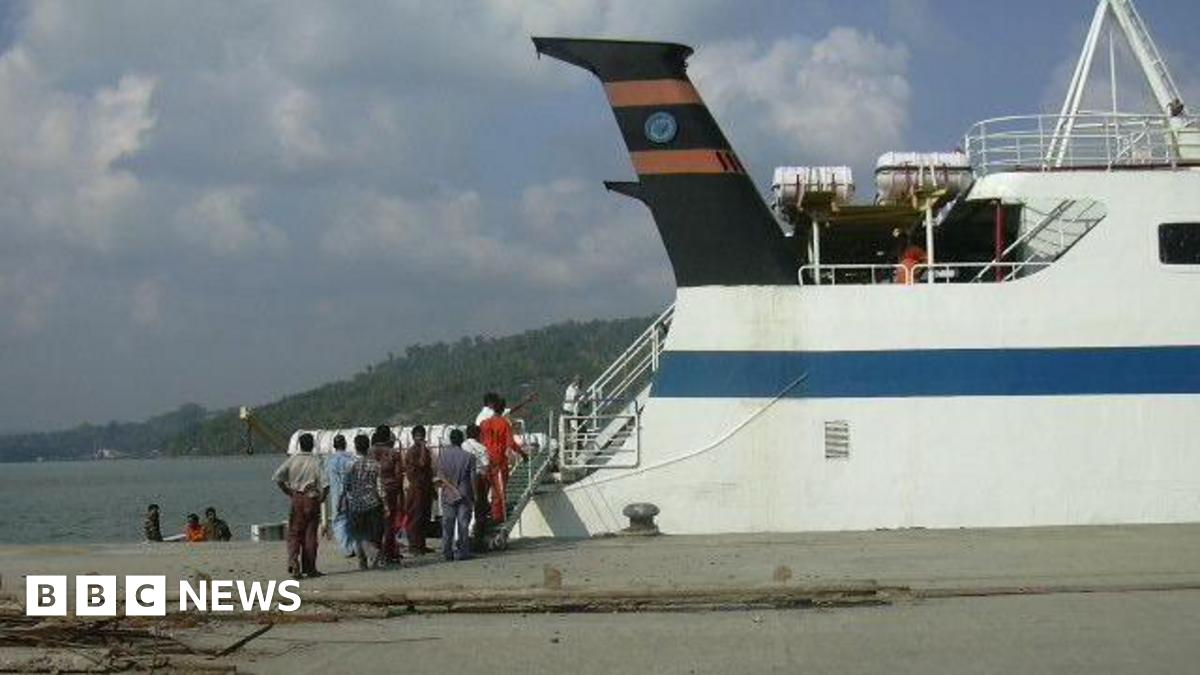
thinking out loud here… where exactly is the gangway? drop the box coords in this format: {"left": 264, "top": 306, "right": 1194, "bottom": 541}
{"left": 488, "top": 426, "right": 557, "bottom": 549}
{"left": 487, "top": 304, "right": 674, "bottom": 547}
{"left": 559, "top": 303, "right": 673, "bottom": 471}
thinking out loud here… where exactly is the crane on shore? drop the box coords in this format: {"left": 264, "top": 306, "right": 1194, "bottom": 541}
{"left": 238, "top": 406, "right": 290, "bottom": 455}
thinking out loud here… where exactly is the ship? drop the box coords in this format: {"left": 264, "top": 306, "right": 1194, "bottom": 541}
{"left": 507, "top": 0, "right": 1200, "bottom": 538}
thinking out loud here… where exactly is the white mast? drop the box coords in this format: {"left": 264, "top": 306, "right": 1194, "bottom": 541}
{"left": 1050, "top": 0, "right": 1187, "bottom": 164}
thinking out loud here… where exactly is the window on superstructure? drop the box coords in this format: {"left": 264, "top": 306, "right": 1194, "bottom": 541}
{"left": 1159, "top": 223, "right": 1200, "bottom": 265}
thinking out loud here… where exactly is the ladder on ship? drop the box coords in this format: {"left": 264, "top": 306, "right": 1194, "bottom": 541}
{"left": 559, "top": 303, "right": 673, "bottom": 473}
{"left": 486, "top": 304, "right": 674, "bottom": 548}
{"left": 971, "top": 199, "right": 1107, "bottom": 282}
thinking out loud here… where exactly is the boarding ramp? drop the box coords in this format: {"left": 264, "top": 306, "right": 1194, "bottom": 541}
{"left": 557, "top": 303, "right": 673, "bottom": 472}
{"left": 487, "top": 420, "right": 557, "bottom": 549}
{"left": 487, "top": 305, "right": 673, "bottom": 546}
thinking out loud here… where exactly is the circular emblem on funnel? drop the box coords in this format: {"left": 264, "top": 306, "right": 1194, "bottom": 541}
{"left": 644, "top": 111, "right": 678, "bottom": 144}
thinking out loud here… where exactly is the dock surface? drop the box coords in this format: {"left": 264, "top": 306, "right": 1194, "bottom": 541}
{"left": 3, "top": 524, "right": 1200, "bottom": 672}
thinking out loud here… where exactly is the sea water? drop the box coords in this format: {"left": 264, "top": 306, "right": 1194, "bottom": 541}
{"left": 0, "top": 455, "right": 290, "bottom": 544}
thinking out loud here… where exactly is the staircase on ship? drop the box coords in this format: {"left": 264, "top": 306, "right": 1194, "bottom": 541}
{"left": 484, "top": 304, "right": 673, "bottom": 548}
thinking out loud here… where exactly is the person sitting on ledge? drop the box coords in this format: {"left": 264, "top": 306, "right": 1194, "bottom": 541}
{"left": 203, "top": 506, "right": 232, "bottom": 541}
{"left": 144, "top": 503, "right": 163, "bottom": 542}
{"left": 184, "top": 513, "right": 207, "bottom": 542}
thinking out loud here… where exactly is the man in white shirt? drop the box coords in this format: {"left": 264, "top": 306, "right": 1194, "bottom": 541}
{"left": 273, "top": 433, "right": 328, "bottom": 578}
{"left": 562, "top": 375, "right": 581, "bottom": 417}
{"left": 474, "top": 391, "right": 500, "bottom": 426}
{"left": 463, "top": 423, "right": 491, "bottom": 543}
{"left": 562, "top": 375, "right": 582, "bottom": 452}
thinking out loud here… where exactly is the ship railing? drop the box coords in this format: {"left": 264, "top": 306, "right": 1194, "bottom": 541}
{"left": 913, "top": 261, "right": 1053, "bottom": 283}
{"left": 970, "top": 199, "right": 1106, "bottom": 282}
{"left": 799, "top": 263, "right": 904, "bottom": 286}
{"left": 799, "top": 261, "right": 1053, "bottom": 285}
{"left": 579, "top": 303, "right": 673, "bottom": 422}
{"left": 965, "top": 112, "right": 1200, "bottom": 175}
{"left": 558, "top": 412, "right": 640, "bottom": 470}
{"left": 556, "top": 304, "right": 672, "bottom": 475}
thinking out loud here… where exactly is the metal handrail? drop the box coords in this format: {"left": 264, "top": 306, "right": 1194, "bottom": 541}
{"left": 995, "top": 199, "right": 1076, "bottom": 261}
{"left": 965, "top": 112, "right": 1200, "bottom": 174}
{"left": 971, "top": 199, "right": 1105, "bottom": 282}
{"left": 559, "top": 412, "right": 640, "bottom": 469}
{"left": 488, "top": 430, "right": 556, "bottom": 550}
{"left": 581, "top": 303, "right": 673, "bottom": 419}
{"left": 798, "top": 264, "right": 905, "bottom": 286}
{"left": 554, "top": 304, "right": 673, "bottom": 480}
{"left": 913, "top": 261, "right": 1053, "bottom": 283}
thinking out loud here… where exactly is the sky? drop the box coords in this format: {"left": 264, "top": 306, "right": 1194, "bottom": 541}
{"left": 1, "top": 0, "right": 1198, "bottom": 433}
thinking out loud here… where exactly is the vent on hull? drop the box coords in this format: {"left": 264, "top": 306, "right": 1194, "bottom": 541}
{"left": 824, "top": 420, "right": 850, "bottom": 460}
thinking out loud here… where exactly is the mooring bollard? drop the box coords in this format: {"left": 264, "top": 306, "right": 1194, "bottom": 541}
{"left": 620, "top": 502, "right": 661, "bottom": 536}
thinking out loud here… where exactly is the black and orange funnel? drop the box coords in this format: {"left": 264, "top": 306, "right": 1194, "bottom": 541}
{"left": 533, "top": 37, "right": 796, "bottom": 287}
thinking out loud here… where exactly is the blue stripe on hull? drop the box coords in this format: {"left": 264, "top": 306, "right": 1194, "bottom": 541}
{"left": 653, "top": 347, "right": 1200, "bottom": 398}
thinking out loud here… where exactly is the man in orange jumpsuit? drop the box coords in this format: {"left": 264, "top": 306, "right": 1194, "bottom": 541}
{"left": 479, "top": 398, "right": 525, "bottom": 523}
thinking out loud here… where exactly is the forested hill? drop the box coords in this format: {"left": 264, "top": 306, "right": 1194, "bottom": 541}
{"left": 0, "top": 315, "right": 653, "bottom": 462}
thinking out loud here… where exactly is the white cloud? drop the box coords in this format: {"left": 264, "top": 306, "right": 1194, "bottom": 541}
{"left": 0, "top": 265, "right": 61, "bottom": 337}
{"left": 271, "top": 86, "right": 330, "bottom": 169}
{"left": 691, "top": 27, "right": 911, "bottom": 169}
{"left": 518, "top": 178, "right": 671, "bottom": 291}
{"left": 131, "top": 278, "right": 166, "bottom": 327}
{"left": 174, "top": 187, "right": 287, "bottom": 258}
{"left": 320, "top": 177, "right": 670, "bottom": 296}
{"left": 320, "top": 190, "right": 497, "bottom": 269}
{"left": 0, "top": 47, "right": 156, "bottom": 251}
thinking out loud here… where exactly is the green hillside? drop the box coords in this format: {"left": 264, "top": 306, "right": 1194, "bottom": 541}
{"left": 0, "top": 315, "right": 654, "bottom": 461}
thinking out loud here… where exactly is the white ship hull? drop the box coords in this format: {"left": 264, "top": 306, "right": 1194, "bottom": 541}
{"left": 519, "top": 170, "right": 1200, "bottom": 537}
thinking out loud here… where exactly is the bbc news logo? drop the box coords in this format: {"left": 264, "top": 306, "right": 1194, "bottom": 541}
{"left": 26, "top": 576, "right": 302, "bottom": 616}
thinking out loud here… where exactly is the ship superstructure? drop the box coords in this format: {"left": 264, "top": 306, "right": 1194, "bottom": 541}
{"left": 511, "top": 0, "right": 1200, "bottom": 537}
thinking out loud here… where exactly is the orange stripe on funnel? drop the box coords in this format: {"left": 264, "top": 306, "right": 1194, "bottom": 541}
{"left": 631, "top": 149, "right": 745, "bottom": 175}
{"left": 604, "top": 79, "right": 702, "bottom": 107}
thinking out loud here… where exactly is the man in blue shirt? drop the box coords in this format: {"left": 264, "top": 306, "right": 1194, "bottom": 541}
{"left": 437, "top": 428, "right": 477, "bottom": 561}
{"left": 323, "top": 434, "right": 357, "bottom": 556}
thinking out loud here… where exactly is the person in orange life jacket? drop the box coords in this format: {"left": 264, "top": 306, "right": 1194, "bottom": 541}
{"left": 184, "top": 513, "right": 206, "bottom": 542}
{"left": 894, "top": 233, "right": 927, "bottom": 285}
{"left": 480, "top": 397, "right": 526, "bottom": 523}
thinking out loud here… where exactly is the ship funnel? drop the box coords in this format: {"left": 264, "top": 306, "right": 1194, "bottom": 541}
{"left": 533, "top": 37, "right": 797, "bottom": 287}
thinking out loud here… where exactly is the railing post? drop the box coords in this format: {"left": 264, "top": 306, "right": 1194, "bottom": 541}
{"left": 1038, "top": 115, "right": 1045, "bottom": 168}
{"left": 980, "top": 120, "right": 988, "bottom": 172}
{"left": 1104, "top": 113, "right": 1113, "bottom": 169}
{"left": 811, "top": 220, "right": 822, "bottom": 286}
{"left": 651, "top": 324, "right": 659, "bottom": 371}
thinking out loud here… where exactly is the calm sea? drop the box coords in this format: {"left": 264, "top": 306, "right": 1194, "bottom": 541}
{"left": 0, "top": 455, "right": 290, "bottom": 544}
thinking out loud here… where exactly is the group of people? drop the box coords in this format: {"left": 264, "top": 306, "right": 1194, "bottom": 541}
{"left": 270, "top": 392, "right": 525, "bottom": 579}
{"left": 143, "top": 504, "right": 232, "bottom": 542}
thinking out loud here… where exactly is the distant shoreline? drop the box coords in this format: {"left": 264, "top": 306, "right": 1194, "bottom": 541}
{"left": 0, "top": 452, "right": 285, "bottom": 465}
